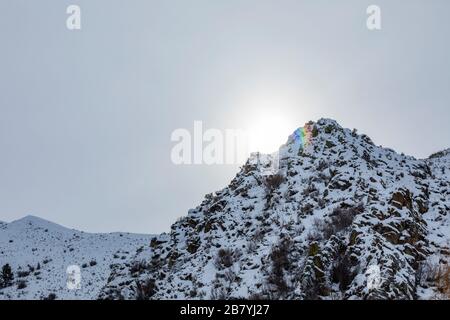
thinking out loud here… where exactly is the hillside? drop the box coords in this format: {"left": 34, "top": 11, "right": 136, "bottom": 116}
{"left": 0, "top": 215, "right": 153, "bottom": 300}
{"left": 100, "top": 118, "right": 450, "bottom": 300}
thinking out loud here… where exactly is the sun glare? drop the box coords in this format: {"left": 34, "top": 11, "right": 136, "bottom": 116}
{"left": 247, "top": 111, "right": 296, "bottom": 154}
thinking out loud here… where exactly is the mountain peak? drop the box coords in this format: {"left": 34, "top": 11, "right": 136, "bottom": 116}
{"left": 280, "top": 118, "right": 377, "bottom": 164}
{"left": 7, "top": 215, "right": 70, "bottom": 232}
{"left": 15, "top": 214, "right": 54, "bottom": 224}
{"left": 19, "top": 214, "right": 49, "bottom": 222}
{"left": 315, "top": 117, "right": 342, "bottom": 127}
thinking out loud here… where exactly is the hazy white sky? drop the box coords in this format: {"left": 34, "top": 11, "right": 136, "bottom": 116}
{"left": 0, "top": 0, "right": 449, "bottom": 233}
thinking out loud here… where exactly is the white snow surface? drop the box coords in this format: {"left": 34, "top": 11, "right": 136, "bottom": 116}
{"left": 0, "top": 215, "right": 153, "bottom": 300}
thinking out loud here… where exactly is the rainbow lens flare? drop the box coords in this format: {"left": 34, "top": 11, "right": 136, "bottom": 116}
{"left": 293, "top": 124, "right": 313, "bottom": 147}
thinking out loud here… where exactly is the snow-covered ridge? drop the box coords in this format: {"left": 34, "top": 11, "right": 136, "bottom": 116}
{"left": 101, "top": 118, "right": 449, "bottom": 300}
{"left": 0, "top": 215, "right": 153, "bottom": 300}
{"left": 429, "top": 148, "right": 450, "bottom": 160}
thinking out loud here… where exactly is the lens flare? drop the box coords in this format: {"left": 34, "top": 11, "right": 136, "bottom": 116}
{"left": 292, "top": 124, "right": 313, "bottom": 148}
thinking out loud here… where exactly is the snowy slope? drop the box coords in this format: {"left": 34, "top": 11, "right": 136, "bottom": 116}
{"left": 426, "top": 149, "right": 450, "bottom": 248}
{"left": 101, "top": 118, "right": 449, "bottom": 300}
{"left": 1, "top": 118, "right": 448, "bottom": 300}
{"left": 0, "top": 215, "right": 153, "bottom": 300}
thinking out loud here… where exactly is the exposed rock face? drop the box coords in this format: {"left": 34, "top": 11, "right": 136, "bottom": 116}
{"left": 100, "top": 118, "right": 450, "bottom": 300}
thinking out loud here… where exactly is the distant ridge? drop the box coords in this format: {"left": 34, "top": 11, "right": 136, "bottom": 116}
{"left": 0, "top": 215, "right": 154, "bottom": 300}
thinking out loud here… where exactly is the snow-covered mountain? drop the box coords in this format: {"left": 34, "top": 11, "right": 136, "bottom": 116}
{"left": 0, "top": 215, "right": 153, "bottom": 300}
{"left": 1, "top": 118, "right": 449, "bottom": 300}
{"left": 100, "top": 118, "right": 450, "bottom": 300}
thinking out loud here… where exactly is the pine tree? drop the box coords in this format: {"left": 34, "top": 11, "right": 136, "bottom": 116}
{"left": 1, "top": 264, "right": 14, "bottom": 288}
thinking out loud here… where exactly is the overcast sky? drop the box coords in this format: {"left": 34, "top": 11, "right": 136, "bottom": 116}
{"left": 0, "top": 0, "right": 449, "bottom": 233}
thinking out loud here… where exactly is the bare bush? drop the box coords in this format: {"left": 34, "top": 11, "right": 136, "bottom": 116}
{"left": 246, "top": 240, "right": 258, "bottom": 253}
{"left": 248, "top": 292, "right": 265, "bottom": 300}
{"left": 316, "top": 160, "right": 329, "bottom": 172}
{"left": 130, "top": 260, "right": 148, "bottom": 275}
{"left": 416, "top": 260, "right": 440, "bottom": 287}
{"left": 301, "top": 203, "right": 314, "bottom": 216}
{"left": 210, "top": 286, "right": 228, "bottom": 300}
{"left": 317, "top": 197, "right": 327, "bottom": 209}
{"left": 264, "top": 173, "right": 285, "bottom": 193}
{"left": 416, "top": 260, "right": 449, "bottom": 299}
{"left": 252, "top": 228, "right": 265, "bottom": 242}
{"left": 331, "top": 255, "right": 354, "bottom": 291}
{"left": 306, "top": 218, "right": 325, "bottom": 241}
{"left": 135, "top": 278, "right": 157, "bottom": 300}
{"left": 17, "top": 270, "right": 30, "bottom": 278}
{"left": 302, "top": 182, "right": 318, "bottom": 196}
{"left": 42, "top": 293, "right": 57, "bottom": 300}
{"left": 306, "top": 229, "right": 323, "bottom": 242}
{"left": 17, "top": 280, "right": 27, "bottom": 290}
{"left": 329, "top": 204, "right": 363, "bottom": 231}
{"left": 306, "top": 204, "right": 364, "bottom": 241}
{"left": 267, "top": 238, "right": 293, "bottom": 297}
{"left": 224, "top": 269, "right": 237, "bottom": 285}
{"left": 303, "top": 281, "right": 321, "bottom": 300}
{"left": 436, "top": 265, "right": 450, "bottom": 298}
{"left": 214, "top": 248, "right": 235, "bottom": 269}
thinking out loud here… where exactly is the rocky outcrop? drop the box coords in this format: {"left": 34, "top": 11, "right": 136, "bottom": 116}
{"left": 100, "top": 118, "right": 450, "bottom": 300}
